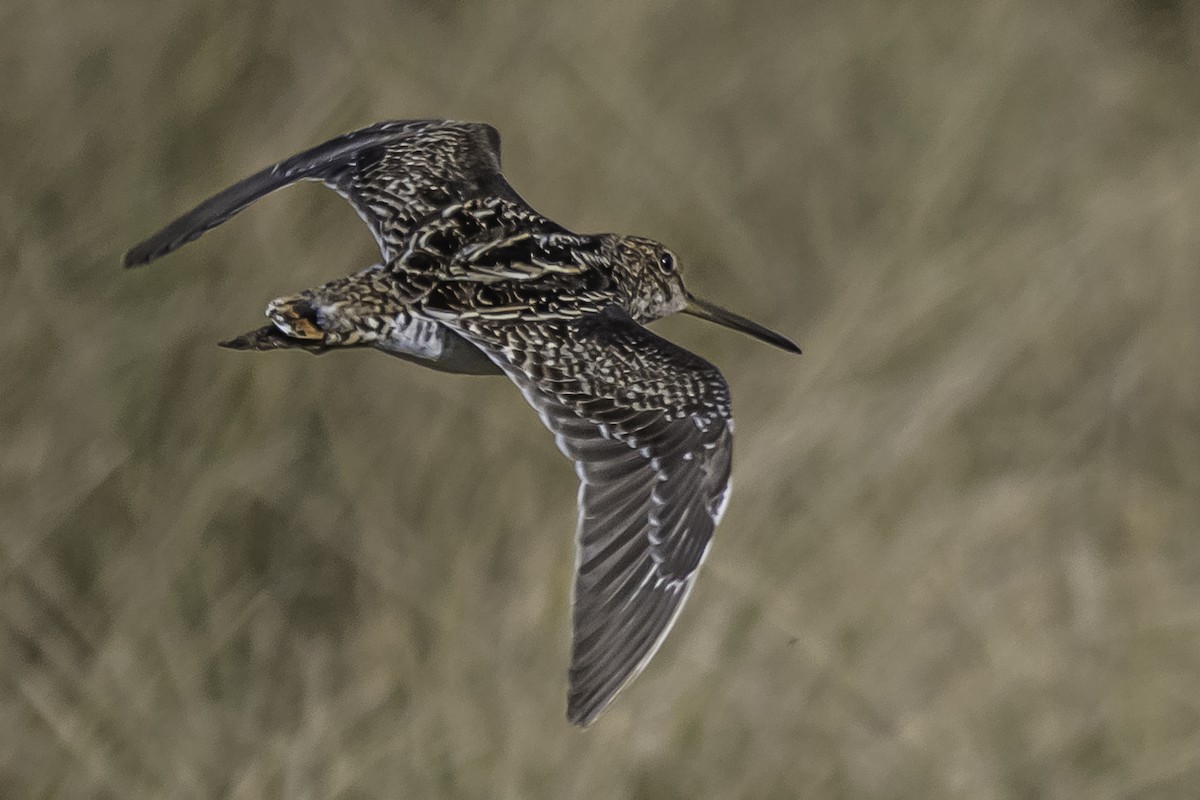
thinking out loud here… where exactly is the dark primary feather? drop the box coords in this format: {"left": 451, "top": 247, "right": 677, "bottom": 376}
{"left": 123, "top": 119, "right": 517, "bottom": 267}
{"left": 458, "top": 308, "right": 733, "bottom": 726}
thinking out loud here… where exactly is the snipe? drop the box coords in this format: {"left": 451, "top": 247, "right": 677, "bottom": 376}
{"left": 125, "top": 120, "right": 800, "bottom": 725}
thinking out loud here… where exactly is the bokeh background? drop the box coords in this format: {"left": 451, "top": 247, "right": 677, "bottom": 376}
{"left": 4, "top": 0, "right": 1200, "bottom": 797}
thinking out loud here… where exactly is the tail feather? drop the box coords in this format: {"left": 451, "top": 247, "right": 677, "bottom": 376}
{"left": 218, "top": 325, "right": 334, "bottom": 354}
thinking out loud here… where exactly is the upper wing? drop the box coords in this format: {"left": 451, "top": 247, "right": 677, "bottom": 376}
{"left": 123, "top": 119, "right": 526, "bottom": 267}
{"left": 458, "top": 307, "right": 734, "bottom": 726}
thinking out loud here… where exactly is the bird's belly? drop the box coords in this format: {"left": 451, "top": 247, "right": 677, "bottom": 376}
{"left": 378, "top": 314, "right": 445, "bottom": 359}
{"left": 375, "top": 314, "right": 501, "bottom": 375}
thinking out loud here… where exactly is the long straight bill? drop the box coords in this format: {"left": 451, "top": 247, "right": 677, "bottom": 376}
{"left": 683, "top": 294, "right": 801, "bottom": 354}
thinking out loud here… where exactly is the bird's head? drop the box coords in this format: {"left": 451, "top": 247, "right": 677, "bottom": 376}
{"left": 611, "top": 235, "right": 801, "bottom": 354}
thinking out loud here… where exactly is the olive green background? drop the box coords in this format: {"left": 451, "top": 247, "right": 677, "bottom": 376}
{"left": 4, "top": 1, "right": 1200, "bottom": 797}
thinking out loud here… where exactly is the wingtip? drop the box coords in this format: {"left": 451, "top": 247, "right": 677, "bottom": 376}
{"left": 567, "top": 680, "right": 628, "bottom": 727}
{"left": 566, "top": 699, "right": 602, "bottom": 728}
{"left": 122, "top": 239, "right": 161, "bottom": 268}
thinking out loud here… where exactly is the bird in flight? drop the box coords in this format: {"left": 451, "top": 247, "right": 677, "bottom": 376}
{"left": 124, "top": 120, "right": 800, "bottom": 726}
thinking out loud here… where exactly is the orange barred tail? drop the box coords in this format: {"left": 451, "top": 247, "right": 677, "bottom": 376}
{"left": 266, "top": 295, "right": 327, "bottom": 341}
{"left": 218, "top": 325, "right": 335, "bottom": 354}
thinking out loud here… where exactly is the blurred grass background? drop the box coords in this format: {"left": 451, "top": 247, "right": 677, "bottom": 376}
{"left": 3, "top": 0, "right": 1200, "bottom": 797}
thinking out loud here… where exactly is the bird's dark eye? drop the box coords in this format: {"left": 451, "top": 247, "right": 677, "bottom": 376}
{"left": 658, "top": 252, "right": 675, "bottom": 273}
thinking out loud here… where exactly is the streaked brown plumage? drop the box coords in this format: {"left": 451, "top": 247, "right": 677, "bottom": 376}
{"left": 124, "top": 120, "right": 800, "bottom": 726}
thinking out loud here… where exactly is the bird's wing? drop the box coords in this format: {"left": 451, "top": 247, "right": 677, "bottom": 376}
{"left": 457, "top": 307, "right": 734, "bottom": 726}
{"left": 124, "top": 119, "right": 535, "bottom": 267}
